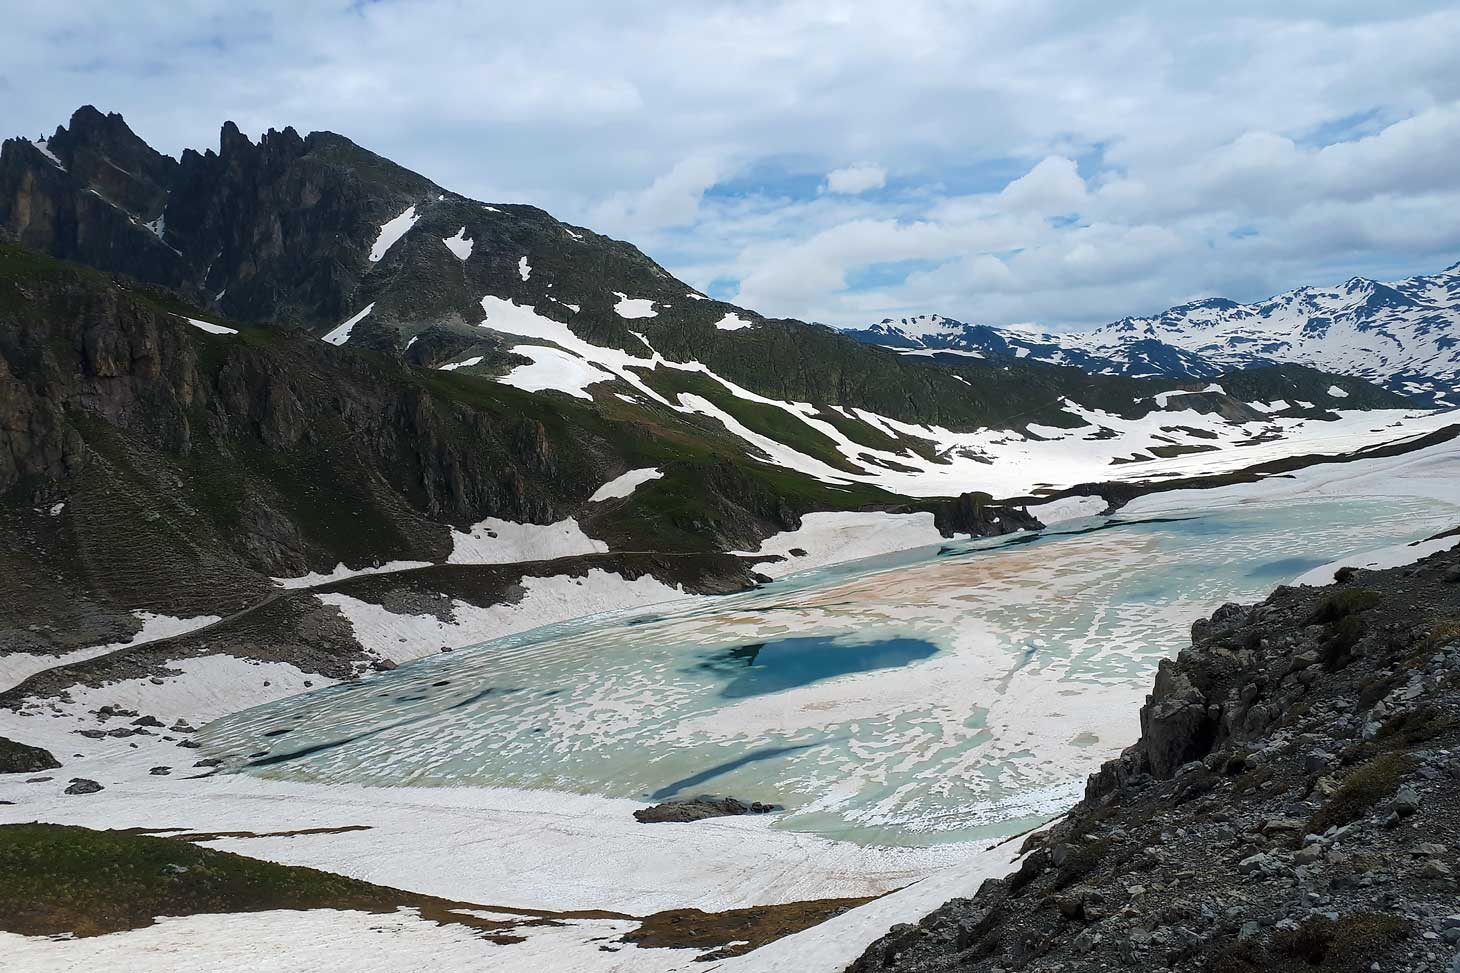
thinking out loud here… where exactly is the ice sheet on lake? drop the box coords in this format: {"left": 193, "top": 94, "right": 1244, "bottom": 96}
{"left": 201, "top": 488, "right": 1459, "bottom": 848}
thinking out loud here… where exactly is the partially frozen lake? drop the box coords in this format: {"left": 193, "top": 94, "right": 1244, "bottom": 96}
{"left": 200, "top": 490, "right": 1457, "bottom": 846}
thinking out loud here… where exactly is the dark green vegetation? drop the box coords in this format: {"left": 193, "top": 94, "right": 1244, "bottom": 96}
{"left": 0, "top": 822, "right": 878, "bottom": 959}
{"left": 1220, "top": 913, "right": 1413, "bottom": 973}
{"left": 0, "top": 823, "right": 529, "bottom": 939}
{"left": 1307, "top": 753, "right": 1413, "bottom": 833}
{"left": 1308, "top": 588, "right": 1383, "bottom": 624}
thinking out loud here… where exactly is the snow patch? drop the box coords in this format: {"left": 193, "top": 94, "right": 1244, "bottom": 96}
{"left": 448, "top": 517, "right": 607, "bottom": 564}
{"left": 271, "top": 560, "right": 432, "bottom": 590}
{"left": 438, "top": 356, "right": 484, "bottom": 372}
{"left": 714, "top": 312, "right": 753, "bottom": 331}
{"left": 497, "top": 345, "right": 610, "bottom": 399}
{"left": 738, "top": 511, "right": 952, "bottom": 578}
{"left": 1150, "top": 383, "right": 1224, "bottom": 408}
{"left": 723, "top": 836, "right": 1034, "bottom": 973}
{"left": 321, "top": 569, "right": 689, "bottom": 663}
{"left": 588, "top": 467, "right": 663, "bottom": 502}
{"left": 322, "top": 304, "right": 375, "bottom": 346}
{"left": 368, "top": 205, "right": 419, "bottom": 262}
{"left": 0, "top": 611, "right": 220, "bottom": 695}
{"left": 29, "top": 137, "right": 65, "bottom": 169}
{"left": 1030, "top": 494, "right": 1107, "bottom": 525}
{"left": 184, "top": 317, "right": 237, "bottom": 336}
{"left": 0, "top": 909, "right": 686, "bottom": 973}
{"left": 442, "top": 227, "right": 473, "bottom": 260}
{"left": 1328, "top": 385, "right": 1349, "bottom": 398}
{"left": 613, "top": 293, "right": 657, "bottom": 319}
{"left": 518, "top": 256, "right": 532, "bottom": 281}
{"left": 1291, "top": 533, "right": 1460, "bottom": 587}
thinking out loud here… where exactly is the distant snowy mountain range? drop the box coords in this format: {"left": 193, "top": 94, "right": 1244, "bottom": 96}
{"left": 845, "top": 263, "right": 1460, "bottom": 407}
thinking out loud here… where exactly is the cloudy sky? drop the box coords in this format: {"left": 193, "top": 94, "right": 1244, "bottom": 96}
{"left": 7, "top": 1, "right": 1460, "bottom": 328}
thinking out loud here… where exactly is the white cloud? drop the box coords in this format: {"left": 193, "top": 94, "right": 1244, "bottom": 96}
{"left": 3, "top": 2, "right": 1460, "bottom": 329}
{"left": 589, "top": 154, "right": 728, "bottom": 234}
{"left": 997, "top": 156, "right": 1086, "bottom": 214}
{"left": 823, "top": 163, "right": 887, "bottom": 195}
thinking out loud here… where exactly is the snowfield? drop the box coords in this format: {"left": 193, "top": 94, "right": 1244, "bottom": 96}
{"left": 320, "top": 568, "right": 692, "bottom": 664}
{"left": 447, "top": 516, "right": 608, "bottom": 563}
{"left": 0, "top": 611, "right": 220, "bottom": 694}
{"left": 736, "top": 511, "right": 950, "bottom": 579}
{"left": 3, "top": 438, "right": 1459, "bottom": 971}
{"left": 463, "top": 283, "right": 1460, "bottom": 500}
{"left": 715, "top": 312, "right": 753, "bottom": 331}
{"left": 613, "top": 293, "right": 658, "bottom": 319}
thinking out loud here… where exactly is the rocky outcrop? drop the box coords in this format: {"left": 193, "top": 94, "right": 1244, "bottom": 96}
{"left": 634, "top": 796, "right": 778, "bottom": 824}
{"left": 0, "top": 736, "right": 59, "bottom": 774}
{"left": 849, "top": 544, "right": 1460, "bottom": 972}
{"left": 919, "top": 491, "right": 1043, "bottom": 539}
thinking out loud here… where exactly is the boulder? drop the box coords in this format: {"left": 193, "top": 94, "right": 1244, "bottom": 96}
{"left": 0, "top": 736, "right": 61, "bottom": 774}
{"left": 633, "top": 796, "right": 778, "bottom": 824}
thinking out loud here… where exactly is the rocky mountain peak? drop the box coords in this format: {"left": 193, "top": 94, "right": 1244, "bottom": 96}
{"left": 846, "top": 260, "right": 1460, "bottom": 405}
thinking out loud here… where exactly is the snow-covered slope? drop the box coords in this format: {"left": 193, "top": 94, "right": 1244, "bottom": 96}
{"left": 847, "top": 261, "right": 1460, "bottom": 406}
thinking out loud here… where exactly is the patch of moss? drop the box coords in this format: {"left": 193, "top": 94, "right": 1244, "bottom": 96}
{"left": 1308, "top": 753, "right": 1413, "bottom": 833}
{"left": 1378, "top": 704, "right": 1458, "bottom": 748}
{"left": 1267, "top": 912, "right": 1411, "bottom": 972}
{"left": 1052, "top": 838, "right": 1112, "bottom": 890}
{"left": 1307, "top": 589, "right": 1381, "bottom": 625}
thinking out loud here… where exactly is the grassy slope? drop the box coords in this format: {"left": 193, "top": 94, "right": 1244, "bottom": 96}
{"left": 0, "top": 823, "right": 495, "bottom": 938}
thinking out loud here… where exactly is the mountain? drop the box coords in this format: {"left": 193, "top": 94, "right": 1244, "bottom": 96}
{"left": 0, "top": 107, "right": 1449, "bottom": 650}
{"left": 3, "top": 107, "right": 1460, "bottom": 972}
{"left": 847, "top": 264, "right": 1460, "bottom": 406}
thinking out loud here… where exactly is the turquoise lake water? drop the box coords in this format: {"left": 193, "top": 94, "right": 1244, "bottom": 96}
{"left": 199, "top": 493, "right": 1458, "bottom": 846}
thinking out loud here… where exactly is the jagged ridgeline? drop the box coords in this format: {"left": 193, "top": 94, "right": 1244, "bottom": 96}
{"left": 0, "top": 107, "right": 1411, "bottom": 430}
{"left": 2, "top": 105, "right": 1090, "bottom": 428}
